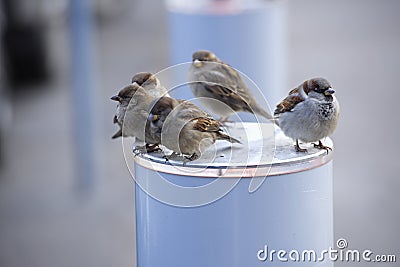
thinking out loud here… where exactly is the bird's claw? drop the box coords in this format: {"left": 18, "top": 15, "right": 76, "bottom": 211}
{"left": 313, "top": 141, "right": 332, "bottom": 153}
{"left": 163, "top": 152, "right": 179, "bottom": 162}
{"left": 295, "top": 145, "right": 308, "bottom": 153}
{"left": 183, "top": 153, "right": 199, "bottom": 165}
{"left": 295, "top": 140, "right": 308, "bottom": 153}
{"left": 133, "top": 144, "right": 161, "bottom": 156}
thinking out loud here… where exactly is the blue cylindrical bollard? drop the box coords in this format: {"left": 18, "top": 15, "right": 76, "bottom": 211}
{"left": 133, "top": 123, "right": 334, "bottom": 266}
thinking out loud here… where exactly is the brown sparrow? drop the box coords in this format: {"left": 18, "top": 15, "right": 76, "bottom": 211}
{"left": 148, "top": 96, "right": 241, "bottom": 161}
{"left": 111, "top": 83, "right": 136, "bottom": 139}
{"left": 131, "top": 72, "right": 169, "bottom": 98}
{"left": 188, "top": 50, "right": 273, "bottom": 122}
{"left": 274, "top": 77, "right": 340, "bottom": 152}
{"left": 111, "top": 83, "right": 160, "bottom": 152}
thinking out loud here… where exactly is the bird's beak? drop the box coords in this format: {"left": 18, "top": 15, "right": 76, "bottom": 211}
{"left": 324, "top": 88, "right": 335, "bottom": 96}
{"left": 148, "top": 114, "right": 159, "bottom": 122}
{"left": 111, "top": 95, "right": 121, "bottom": 102}
{"left": 193, "top": 59, "right": 202, "bottom": 68}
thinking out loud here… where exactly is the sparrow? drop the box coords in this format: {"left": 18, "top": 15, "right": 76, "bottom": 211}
{"left": 147, "top": 96, "right": 241, "bottom": 161}
{"left": 131, "top": 72, "right": 169, "bottom": 98}
{"left": 111, "top": 84, "right": 136, "bottom": 139}
{"left": 274, "top": 77, "right": 340, "bottom": 152}
{"left": 110, "top": 83, "right": 161, "bottom": 152}
{"left": 188, "top": 50, "right": 273, "bottom": 122}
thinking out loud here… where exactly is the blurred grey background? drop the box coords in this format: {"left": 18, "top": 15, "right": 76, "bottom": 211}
{"left": 0, "top": 0, "right": 399, "bottom": 266}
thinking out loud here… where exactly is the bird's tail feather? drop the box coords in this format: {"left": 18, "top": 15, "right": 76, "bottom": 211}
{"left": 251, "top": 105, "right": 281, "bottom": 126}
{"left": 112, "top": 129, "right": 122, "bottom": 139}
{"left": 252, "top": 105, "right": 274, "bottom": 121}
{"left": 217, "top": 132, "right": 241, "bottom": 144}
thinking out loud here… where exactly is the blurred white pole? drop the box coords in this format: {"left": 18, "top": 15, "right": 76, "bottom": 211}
{"left": 69, "top": 0, "right": 98, "bottom": 192}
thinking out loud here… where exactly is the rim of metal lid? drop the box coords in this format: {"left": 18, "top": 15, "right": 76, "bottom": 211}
{"left": 134, "top": 142, "right": 333, "bottom": 178}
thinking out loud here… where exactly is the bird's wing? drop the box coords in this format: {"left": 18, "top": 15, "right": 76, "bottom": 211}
{"left": 196, "top": 70, "right": 253, "bottom": 113}
{"left": 274, "top": 94, "right": 304, "bottom": 115}
{"left": 288, "top": 87, "right": 299, "bottom": 95}
{"left": 191, "top": 117, "right": 221, "bottom": 133}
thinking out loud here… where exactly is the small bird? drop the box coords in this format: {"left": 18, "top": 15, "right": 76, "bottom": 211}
{"left": 148, "top": 96, "right": 241, "bottom": 161}
{"left": 274, "top": 77, "right": 340, "bottom": 152}
{"left": 111, "top": 83, "right": 137, "bottom": 139}
{"left": 110, "top": 83, "right": 160, "bottom": 152}
{"left": 188, "top": 50, "right": 273, "bottom": 122}
{"left": 131, "top": 72, "right": 169, "bottom": 98}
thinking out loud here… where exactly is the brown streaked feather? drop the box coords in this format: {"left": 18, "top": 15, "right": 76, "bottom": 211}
{"left": 192, "top": 51, "right": 272, "bottom": 118}
{"left": 288, "top": 80, "right": 315, "bottom": 95}
{"left": 191, "top": 117, "right": 241, "bottom": 144}
{"left": 197, "top": 61, "right": 250, "bottom": 92}
{"left": 191, "top": 117, "right": 221, "bottom": 132}
{"left": 216, "top": 62, "right": 264, "bottom": 108}
{"left": 216, "top": 131, "right": 241, "bottom": 144}
{"left": 274, "top": 94, "right": 304, "bottom": 115}
{"left": 275, "top": 80, "right": 317, "bottom": 115}
{"left": 288, "top": 87, "right": 299, "bottom": 95}
{"left": 202, "top": 82, "right": 252, "bottom": 112}
{"left": 199, "top": 61, "right": 270, "bottom": 116}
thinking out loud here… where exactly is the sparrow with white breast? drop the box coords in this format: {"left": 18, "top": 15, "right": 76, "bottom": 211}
{"left": 274, "top": 77, "right": 340, "bottom": 152}
{"left": 188, "top": 50, "right": 273, "bottom": 122}
{"left": 148, "top": 96, "right": 241, "bottom": 162}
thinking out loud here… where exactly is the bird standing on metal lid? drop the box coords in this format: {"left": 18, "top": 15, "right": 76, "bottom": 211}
{"left": 148, "top": 96, "right": 241, "bottom": 162}
{"left": 188, "top": 50, "right": 273, "bottom": 122}
{"left": 274, "top": 77, "right": 340, "bottom": 152}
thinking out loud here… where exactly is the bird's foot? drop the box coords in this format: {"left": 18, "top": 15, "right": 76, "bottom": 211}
{"left": 133, "top": 144, "right": 161, "bottom": 156}
{"left": 313, "top": 141, "right": 332, "bottom": 153}
{"left": 145, "top": 144, "right": 162, "bottom": 153}
{"left": 295, "top": 145, "right": 308, "bottom": 153}
{"left": 163, "top": 152, "right": 179, "bottom": 162}
{"left": 133, "top": 146, "right": 146, "bottom": 156}
{"left": 183, "top": 153, "right": 199, "bottom": 166}
{"left": 295, "top": 140, "right": 308, "bottom": 153}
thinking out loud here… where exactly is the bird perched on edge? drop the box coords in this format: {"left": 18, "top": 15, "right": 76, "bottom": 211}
{"left": 274, "top": 77, "right": 340, "bottom": 152}
{"left": 110, "top": 82, "right": 161, "bottom": 152}
{"left": 188, "top": 50, "right": 273, "bottom": 122}
{"left": 147, "top": 96, "right": 241, "bottom": 162}
{"left": 111, "top": 72, "right": 168, "bottom": 138}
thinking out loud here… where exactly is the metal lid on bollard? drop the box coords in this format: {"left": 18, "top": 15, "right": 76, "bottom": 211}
{"left": 134, "top": 122, "right": 333, "bottom": 178}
